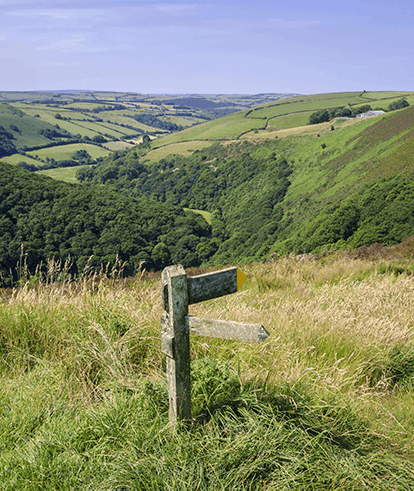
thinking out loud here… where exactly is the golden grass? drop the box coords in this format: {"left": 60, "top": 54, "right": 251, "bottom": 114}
{"left": 240, "top": 117, "right": 366, "bottom": 141}
{"left": 2, "top": 252, "right": 414, "bottom": 448}
{"left": 145, "top": 141, "right": 218, "bottom": 162}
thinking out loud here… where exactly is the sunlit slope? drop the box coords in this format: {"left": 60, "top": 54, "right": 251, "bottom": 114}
{"left": 285, "top": 105, "right": 414, "bottom": 205}
{"left": 0, "top": 103, "right": 63, "bottom": 149}
{"left": 264, "top": 105, "right": 414, "bottom": 254}
{"left": 92, "top": 104, "right": 414, "bottom": 262}
{"left": 150, "top": 110, "right": 265, "bottom": 148}
{"left": 150, "top": 91, "right": 414, "bottom": 150}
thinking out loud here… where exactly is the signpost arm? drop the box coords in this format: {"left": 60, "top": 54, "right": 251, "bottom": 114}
{"left": 161, "top": 265, "right": 191, "bottom": 426}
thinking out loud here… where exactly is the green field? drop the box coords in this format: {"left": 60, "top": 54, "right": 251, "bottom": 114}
{"left": 37, "top": 165, "right": 93, "bottom": 183}
{"left": 27, "top": 143, "right": 111, "bottom": 162}
{"left": 246, "top": 94, "right": 366, "bottom": 120}
{"left": 362, "top": 90, "right": 413, "bottom": 100}
{"left": 97, "top": 121, "right": 139, "bottom": 136}
{"left": 149, "top": 91, "right": 414, "bottom": 152}
{"left": 145, "top": 140, "right": 217, "bottom": 162}
{"left": 0, "top": 103, "right": 58, "bottom": 149}
{"left": 75, "top": 120, "right": 126, "bottom": 138}
{"left": 97, "top": 111, "right": 149, "bottom": 130}
{"left": 15, "top": 104, "right": 92, "bottom": 122}
{"left": 267, "top": 111, "right": 314, "bottom": 129}
{"left": 184, "top": 208, "right": 212, "bottom": 224}
{"left": 0, "top": 153, "right": 40, "bottom": 166}
{"left": 101, "top": 111, "right": 168, "bottom": 133}
{"left": 151, "top": 111, "right": 265, "bottom": 148}
{"left": 103, "top": 141, "right": 135, "bottom": 151}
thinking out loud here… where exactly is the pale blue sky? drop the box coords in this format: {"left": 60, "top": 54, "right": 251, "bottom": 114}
{"left": 1, "top": 0, "right": 413, "bottom": 94}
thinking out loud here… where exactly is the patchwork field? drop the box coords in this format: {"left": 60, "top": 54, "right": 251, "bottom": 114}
{"left": 1, "top": 153, "right": 40, "bottom": 166}
{"left": 102, "top": 141, "right": 135, "bottom": 151}
{"left": 149, "top": 91, "right": 414, "bottom": 153}
{"left": 150, "top": 112, "right": 266, "bottom": 148}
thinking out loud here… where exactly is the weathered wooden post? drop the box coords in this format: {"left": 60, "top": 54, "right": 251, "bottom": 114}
{"left": 161, "top": 265, "right": 269, "bottom": 427}
{"left": 161, "top": 265, "right": 191, "bottom": 423}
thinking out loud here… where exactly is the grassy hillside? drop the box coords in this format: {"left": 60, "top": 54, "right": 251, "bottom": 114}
{"left": 1, "top": 91, "right": 298, "bottom": 176}
{"left": 149, "top": 91, "right": 414, "bottom": 149}
{"left": 37, "top": 165, "right": 94, "bottom": 183}
{"left": 2, "top": 90, "right": 414, "bottom": 488}
{"left": 0, "top": 102, "right": 64, "bottom": 151}
{"left": 2, "top": 91, "right": 414, "bottom": 271}
{"left": 81, "top": 101, "right": 414, "bottom": 266}
{"left": 1, "top": 250, "right": 414, "bottom": 488}
{"left": 26, "top": 143, "right": 110, "bottom": 163}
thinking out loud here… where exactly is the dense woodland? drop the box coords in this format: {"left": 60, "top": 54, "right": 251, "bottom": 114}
{"left": 0, "top": 163, "right": 212, "bottom": 285}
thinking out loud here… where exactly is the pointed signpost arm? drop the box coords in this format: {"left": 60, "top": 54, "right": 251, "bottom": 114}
{"left": 187, "top": 267, "right": 247, "bottom": 304}
{"left": 186, "top": 316, "right": 269, "bottom": 343}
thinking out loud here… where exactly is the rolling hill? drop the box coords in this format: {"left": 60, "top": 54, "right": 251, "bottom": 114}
{"left": 79, "top": 92, "right": 414, "bottom": 267}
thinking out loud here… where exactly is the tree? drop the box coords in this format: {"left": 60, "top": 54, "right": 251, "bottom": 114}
{"left": 151, "top": 242, "right": 171, "bottom": 269}
{"left": 309, "top": 110, "right": 330, "bottom": 125}
{"left": 388, "top": 98, "right": 410, "bottom": 112}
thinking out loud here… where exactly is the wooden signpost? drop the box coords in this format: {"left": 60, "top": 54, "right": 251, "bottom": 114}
{"left": 161, "top": 265, "right": 269, "bottom": 426}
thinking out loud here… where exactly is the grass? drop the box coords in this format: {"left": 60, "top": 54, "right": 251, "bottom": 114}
{"left": 267, "top": 111, "right": 314, "bottom": 130}
{"left": 184, "top": 208, "right": 212, "bottom": 224}
{"left": 257, "top": 107, "right": 414, "bottom": 212}
{"left": 103, "top": 141, "right": 135, "bottom": 151}
{"left": 145, "top": 141, "right": 217, "bottom": 162}
{"left": 36, "top": 165, "right": 93, "bottom": 183}
{"left": 246, "top": 94, "right": 364, "bottom": 120}
{"left": 150, "top": 111, "right": 265, "bottom": 148}
{"left": 26, "top": 143, "right": 111, "bottom": 162}
{"left": 75, "top": 120, "right": 126, "bottom": 138}
{"left": 0, "top": 103, "right": 57, "bottom": 149}
{"left": 51, "top": 119, "right": 101, "bottom": 138}
{"left": 149, "top": 91, "right": 414, "bottom": 155}
{"left": 1, "top": 153, "right": 40, "bottom": 166}
{"left": 1, "top": 249, "right": 414, "bottom": 488}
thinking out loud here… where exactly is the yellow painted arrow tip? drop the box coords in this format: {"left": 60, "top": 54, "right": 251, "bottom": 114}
{"left": 237, "top": 268, "right": 247, "bottom": 290}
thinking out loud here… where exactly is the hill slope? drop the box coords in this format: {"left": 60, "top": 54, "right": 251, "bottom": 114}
{"left": 80, "top": 103, "right": 414, "bottom": 265}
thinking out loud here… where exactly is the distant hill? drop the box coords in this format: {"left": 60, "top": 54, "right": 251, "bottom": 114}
{"left": 0, "top": 91, "right": 295, "bottom": 179}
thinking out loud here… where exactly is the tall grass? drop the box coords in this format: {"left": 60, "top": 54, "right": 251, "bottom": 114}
{"left": 1, "top": 252, "right": 414, "bottom": 488}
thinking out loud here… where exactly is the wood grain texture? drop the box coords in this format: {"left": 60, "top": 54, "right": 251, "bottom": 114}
{"left": 187, "top": 267, "right": 238, "bottom": 304}
{"left": 161, "top": 265, "right": 191, "bottom": 425}
{"left": 186, "top": 316, "right": 269, "bottom": 343}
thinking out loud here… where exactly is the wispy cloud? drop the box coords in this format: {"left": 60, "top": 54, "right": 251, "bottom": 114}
{"left": 269, "top": 18, "right": 320, "bottom": 29}
{"left": 154, "top": 3, "right": 198, "bottom": 14}
{"left": 35, "top": 35, "right": 110, "bottom": 53}
{"left": 8, "top": 9, "right": 70, "bottom": 19}
{"left": 39, "top": 61, "right": 80, "bottom": 67}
